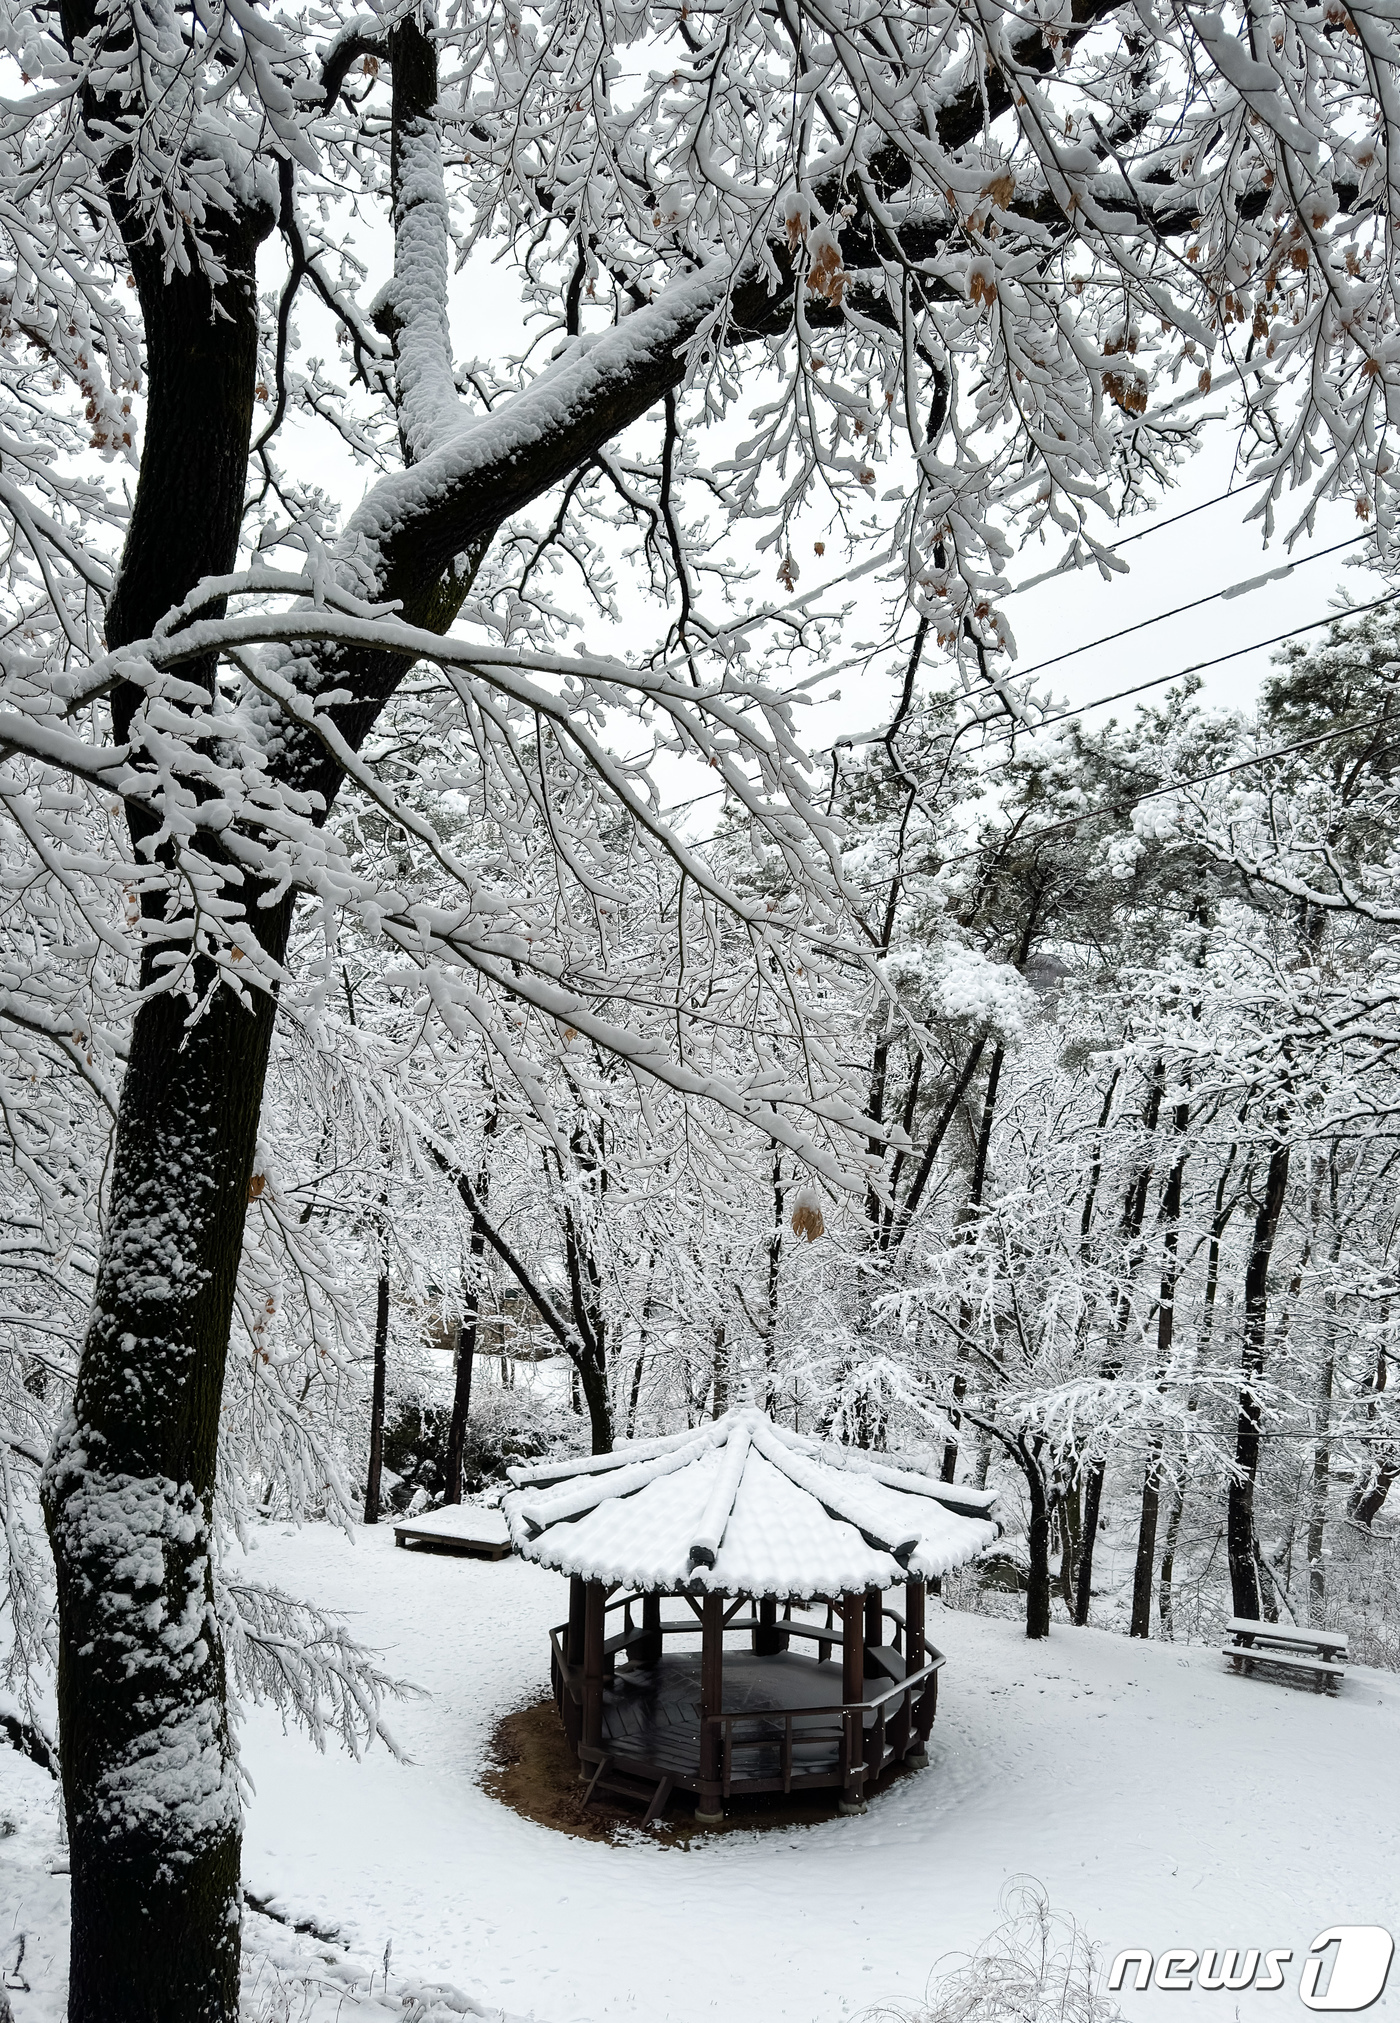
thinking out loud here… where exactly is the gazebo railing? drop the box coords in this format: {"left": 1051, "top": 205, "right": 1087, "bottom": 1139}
{"left": 548, "top": 1596, "right": 909, "bottom": 1702}
{"left": 708, "top": 1651, "right": 945, "bottom": 1801}
{"left": 551, "top": 1591, "right": 915, "bottom": 1671}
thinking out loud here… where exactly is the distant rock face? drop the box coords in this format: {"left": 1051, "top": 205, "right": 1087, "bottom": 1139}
{"left": 1022, "top": 952, "right": 1072, "bottom": 998}
{"left": 379, "top": 1393, "right": 556, "bottom": 1511}
{"left": 382, "top": 1399, "right": 450, "bottom": 1513}
{"left": 976, "top": 1549, "right": 1031, "bottom": 1594}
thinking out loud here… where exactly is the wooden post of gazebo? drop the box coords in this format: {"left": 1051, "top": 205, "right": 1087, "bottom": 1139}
{"left": 557, "top": 1574, "right": 587, "bottom": 1751}
{"left": 581, "top": 1579, "right": 606, "bottom": 1765}
{"left": 566, "top": 1575, "right": 586, "bottom": 1665}
{"left": 865, "top": 1590, "right": 882, "bottom": 1648}
{"left": 906, "top": 1575, "right": 932, "bottom": 1766}
{"left": 696, "top": 1590, "right": 725, "bottom": 1823}
{"left": 637, "top": 1591, "right": 662, "bottom": 1666}
{"left": 839, "top": 1590, "right": 865, "bottom": 1815}
{"left": 753, "top": 1594, "right": 787, "bottom": 1656}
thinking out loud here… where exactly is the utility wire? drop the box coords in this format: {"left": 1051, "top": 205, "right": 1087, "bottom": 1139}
{"left": 999, "top": 474, "right": 1279, "bottom": 601}
{"left": 836, "top": 585, "right": 1399, "bottom": 761}
{"left": 660, "top": 590, "right": 1399, "bottom": 825}
{"left": 1009, "top": 533, "right": 1368, "bottom": 685}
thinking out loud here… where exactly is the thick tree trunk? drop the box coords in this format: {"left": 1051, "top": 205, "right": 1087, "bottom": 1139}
{"left": 43, "top": 931, "right": 285, "bottom": 2023}
{"left": 1228, "top": 1138, "right": 1291, "bottom": 1620}
{"left": 38, "top": 55, "right": 276, "bottom": 2000}
{"left": 577, "top": 1345, "right": 613, "bottom": 1453}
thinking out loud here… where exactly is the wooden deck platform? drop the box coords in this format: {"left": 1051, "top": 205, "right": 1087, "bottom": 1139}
{"left": 600, "top": 1650, "right": 877, "bottom": 1782}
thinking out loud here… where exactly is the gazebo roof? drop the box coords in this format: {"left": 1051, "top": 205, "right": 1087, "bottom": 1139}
{"left": 501, "top": 1407, "right": 999, "bottom": 1600}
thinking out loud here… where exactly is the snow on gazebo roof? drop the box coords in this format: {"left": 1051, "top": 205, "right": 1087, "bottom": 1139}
{"left": 501, "top": 1407, "right": 999, "bottom": 1600}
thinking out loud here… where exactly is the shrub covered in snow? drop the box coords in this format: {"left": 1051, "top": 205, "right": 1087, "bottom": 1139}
{"left": 864, "top": 1880, "right": 1123, "bottom": 2023}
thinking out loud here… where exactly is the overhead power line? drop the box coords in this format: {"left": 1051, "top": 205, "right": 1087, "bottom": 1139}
{"left": 1000, "top": 473, "right": 1279, "bottom": 601}
{"left": 1009, "top": 534, "right": 1368, "bottom": 685}
{"left": 662, "top": 588, "right": 1400, "bottom": 826}
{"left": 836, "top": 585, "right": 1399, "bottom": 761}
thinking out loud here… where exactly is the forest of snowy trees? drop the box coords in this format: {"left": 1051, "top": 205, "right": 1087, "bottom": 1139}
{"left": 1, "top": 0, "right": 1400, "bottom": 2010}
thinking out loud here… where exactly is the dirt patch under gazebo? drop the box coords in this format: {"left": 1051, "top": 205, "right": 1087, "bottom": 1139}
{"left": 482, "top": 1695, "right": 927, "bottom": 1845}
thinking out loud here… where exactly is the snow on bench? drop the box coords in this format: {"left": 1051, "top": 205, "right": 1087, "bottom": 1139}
{"left": 1222, "top": 1617, "right": 1348, "bottom": 1694}
{"left": 1224, "top": 1616, "right": 1347, "bottom": 1650}
{"left": 392, "top": 1504, "right": 513, "bottom": 1559}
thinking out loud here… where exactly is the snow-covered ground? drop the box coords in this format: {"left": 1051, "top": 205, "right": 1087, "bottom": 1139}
{"left": 4, "top": 1518, "right": 1397, "bottom": 2021}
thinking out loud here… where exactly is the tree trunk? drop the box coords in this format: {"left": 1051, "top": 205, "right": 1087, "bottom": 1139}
{"left": 1023, "top": 1446, "right": 1053, "bottom": 1640}
{"left": 37, "top": 70, "right": 275, "bottom": 2004}
{"left": 1158, "top": 1485, "right": 1184, "bottom": 1640}
{"left": 1159, "top": 1144, "right": 1237, "bottom": 1637}
{"left": 1349, "top": 1458, "right": 1399, "bottom": 1529}
{"left": 558, "top": 1135, "right": 612, "bottom": 1453}
{"left": 765, "top": 1143, "right": 783, "bottom": 1416}
{"left": 363, "top": 1242, "right": 391, "bottom": 1523}
{"left": 1059, "top": 1478, "right": 1080, "bottom": 1609}
{"left": 1129, "top": 1460, "right": 1161, "bottom": 1639}
{"left": 1307, "top": 1160, "right": 1343, "bottom": 1619}
{"left": 625, "top": 1346, "right": 646, "bottom": 1439}
{"left": 445, "top": 1181, "right": 491, "bottom": 1504}
{"left": 711, "top": 1318, "right": 730, "bottom": 1420}
{"left": 576, "top": 1344, "right": 613, "bottom": 1454}
{"left": 1348, "top": 1310, "right": 1395, "bottom": 1527}
{"left": 444, "top": 1313, "right": 476, "bottom": 1505}
{"left": 1130, "top": 1118, "right": 1188, "bottom": 1638}
{"left": 1228, "top": 1138, "right": 1291, "bottom": 1620}
{"left": 1073, "top": 1464, "right": 1106, "bottom": 1627}
{"left": 1074, "top": 1064, "right": 1165, "bottom": 1626}
{"left": 44, "top": 962, "right": 281, "bottom": 2023}
{"left": 940, "top": 1043, "right": 1003, "bottom": 1481}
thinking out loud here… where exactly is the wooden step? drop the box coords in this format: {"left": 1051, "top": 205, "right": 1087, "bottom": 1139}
{"left": 582, "top": 1757, "right": 676, "bottom": 1824}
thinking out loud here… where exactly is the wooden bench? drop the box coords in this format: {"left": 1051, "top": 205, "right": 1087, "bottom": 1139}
{"left": 392, "top": 1509, "right": 512, "bottom": 1559}
{"left": 1222, "top": 1617, "right": 1348, "bottom": 1694}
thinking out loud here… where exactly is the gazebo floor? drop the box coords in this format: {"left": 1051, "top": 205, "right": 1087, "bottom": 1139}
{"left": 601, "top": 1649, "right": 876, "bottom": 1786}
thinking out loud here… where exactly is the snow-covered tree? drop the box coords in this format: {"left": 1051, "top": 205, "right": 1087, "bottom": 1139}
{"left": 2, "top": 0, "right": 1400, "bottom": 2010}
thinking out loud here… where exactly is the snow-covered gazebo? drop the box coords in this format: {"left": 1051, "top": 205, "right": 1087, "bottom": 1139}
{"left": 501, "top": 1406, "right": 998, "bottom": 1825}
